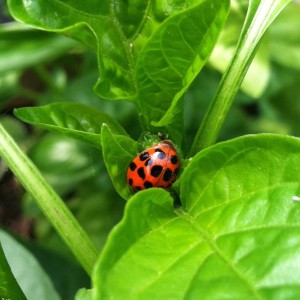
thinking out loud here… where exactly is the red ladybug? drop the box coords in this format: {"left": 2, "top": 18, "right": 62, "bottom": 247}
{"left": 126, "top": 140, "right": 180, "bottom": 192}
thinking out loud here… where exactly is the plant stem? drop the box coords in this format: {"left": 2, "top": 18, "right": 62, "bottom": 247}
{"left": 189, "top": 0, "right": 291, "bottom": 156}
{"left": 0, "top": 123, "right": 99, "bottom": 276}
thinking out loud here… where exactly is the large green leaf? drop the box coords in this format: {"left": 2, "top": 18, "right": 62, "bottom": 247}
{"left": 14, "top": 103, "right": 127, "bottom": 149}
{"left": 94, "top": 134, "right": 300, "bottom": 299}
{"left": 0, "top": 230, "right": 61, "bottom": 300}
{"left": 137, "top": 0, "right": 230, "bottom": 138}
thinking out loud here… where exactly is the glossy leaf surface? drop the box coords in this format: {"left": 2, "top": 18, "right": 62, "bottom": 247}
{"left": 14, "top": 103, "right": 126, "bottom": 149}
{"left": 8, "top": 0, "right": 229, "bottom": 142}
{"left": 101, "top": 124, "right": 138, "bottom": 200}
{"left": 137, "top": 0, "right": 229, "bottom": 132}
{"left": 94, "top": 134, "right": 300, "bottom": 299}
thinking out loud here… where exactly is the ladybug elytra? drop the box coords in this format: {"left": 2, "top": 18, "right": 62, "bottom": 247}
{"left": 126, "top": 140, "right": 180, "bottom": 192}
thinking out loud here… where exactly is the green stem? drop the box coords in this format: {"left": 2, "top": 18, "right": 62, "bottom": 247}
{"left": 189, "top": 0, "right": 291, "bottom": 156}
{"left": 0, "top": 123, "right": 99, "bottom": 275}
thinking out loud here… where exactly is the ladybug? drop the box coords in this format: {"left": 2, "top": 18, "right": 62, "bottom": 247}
{"left": 126, "top": 140, "right": 180, "bottom": 192}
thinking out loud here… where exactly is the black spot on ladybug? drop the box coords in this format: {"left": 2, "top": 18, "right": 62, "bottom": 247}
{"left": 151, "top": 165, "right": 163, "bottom": 177}
{"left": 137, "top": 167, "right": 146, "bottom": 180}
{"left": 129, "top": 162, "right": 137, "bottom": 171}
{"left": 139, "top": 152, "right": 149, "bottom": 161}
{"left": 144, "top": 181, "right": 153, "bottom": 189}
{"left": 170, "top": 155, "right": 178, "bottom": 164}
{"left": 163, "top": 168, "right": 173, "bottom": 181}
{"left": 144, "top": 158, "right": 153, "bottom": 166}
{"left": 128, "top": 178, "right": 133, "bottom": 186}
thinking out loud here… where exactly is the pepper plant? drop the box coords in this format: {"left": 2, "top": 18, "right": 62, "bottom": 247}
{"left": 1, "top": 0, "right": 300, "bottom": 299}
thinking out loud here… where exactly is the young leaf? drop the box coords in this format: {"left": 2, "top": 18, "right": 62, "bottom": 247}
{"left": 94, "top": 134, "right": 300, "bottom": 299}
{"left": 0, "top": 230, "right": 60, "bottom": 300}
{"left": 101, "top": 124, "right": 138, "bottom": 200}
{"left": 14, "top": 103, "right": 127, "bottom": 149}
{"left": 137, "top": 0, "right": 230, "bottom": 140}
{"left": 8, "top": 0, "right": 229, "bottom": 141}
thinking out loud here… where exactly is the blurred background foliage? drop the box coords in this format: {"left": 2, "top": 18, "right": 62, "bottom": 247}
{"left": 0, "top": 0, "right": 300, "bottom": 298}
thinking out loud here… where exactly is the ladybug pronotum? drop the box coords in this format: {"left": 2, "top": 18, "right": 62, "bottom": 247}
{"left": 126, "top": 140, "right": 180, "bottom": 192}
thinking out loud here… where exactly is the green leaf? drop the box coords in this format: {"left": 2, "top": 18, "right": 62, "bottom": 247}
{"left": 14, "top": 103, "right": 127, "bottom": 149}
{"left": 137, "top": 0, "right": 230, "bottom": 141}
{"left": 0, "top": 22, "right": 79, "bottom": 75}
{"left": 101, "top": 124, "right": 138, "bottom": 200}
{"left": 29, "top": 133, "right": 101, "bottom": 196}
{"left": 0, "top": 230, "right": 60, "bottom": 300}
{"left": 75, "top": 288, "right": 93, "bottom": 300}
{"left": 8, "top": 0, "right": 229, "bottom": 141}
{"left": 7, "top": 0, "right": 228, "bottom": 102}
{"left": 7, "top": 0, "right": 137, "bottom": 100}
{"left": 21, "top": 239, "right": 90, "bottom": 300}
{"left": 0, "top": 240, "right": 26, "bottom": 300}
{"left": 75, "top": 184, "right": 125, "bottom": 251}
{"left": 0, "top": 71, "right": 20, "bottom": 108}
{"left": 94, "top": 134, "right": 300, "bottom": 299}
